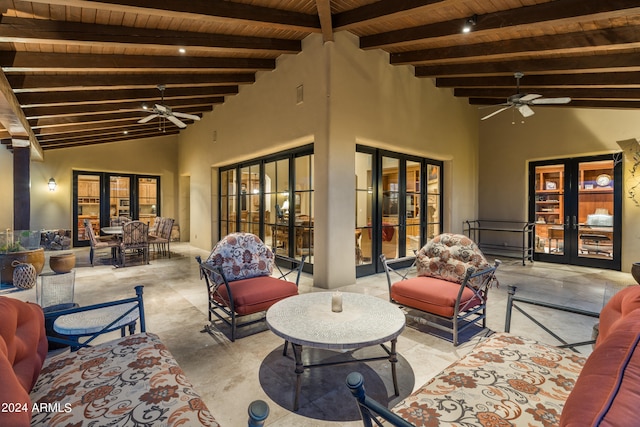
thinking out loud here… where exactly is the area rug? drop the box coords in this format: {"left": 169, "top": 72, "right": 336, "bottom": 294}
{"left": 259, "top": 343, "right": 414, "bottom": 422}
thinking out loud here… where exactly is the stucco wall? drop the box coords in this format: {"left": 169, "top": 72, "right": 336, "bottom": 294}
{"left": 178, "top": 32, "right": 479, "bottom": 287}
{"left": 479, "top": 107, "right": 640, "bottom": 271}
{"left": 25, "top": 135, "right": 179, "bottom": 232}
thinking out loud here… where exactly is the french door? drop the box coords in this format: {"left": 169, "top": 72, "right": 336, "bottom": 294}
{"left": 356, "top": 147, "right": 442, "bottom": 277}
{"left": 530, "top": 154, "right": 621, "bottom": 270}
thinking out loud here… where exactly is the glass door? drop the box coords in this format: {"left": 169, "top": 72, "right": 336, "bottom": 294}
{"left": 530, "top": 155, "right": 621, "bottom": 270}
{"left": 108, "top": 175, "right": 132, "bottom": 225}
{"left": 73, "top": 172, "right": 102, "bottom": 246}
{"left": 137, "top": 177, "right": 160, "bottom": 227}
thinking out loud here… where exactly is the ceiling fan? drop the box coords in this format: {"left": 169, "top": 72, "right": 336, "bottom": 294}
{"left": 136, "top": 84, "right": 201, "bottom": 129}
{"left": 480, "top": 72, "right": 571, "bottom": 121}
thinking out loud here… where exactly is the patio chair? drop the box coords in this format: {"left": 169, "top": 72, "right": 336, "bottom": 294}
{"left": 196, "top": 232, "right": 305, "bottom": 341}
{"left": 84, "top": 220, "right": 119, "bottom": 267}
{"left": 380, "top": 233, "right": 500, "bottom": 346}
{"left": 119, "top": 220, "right": 149, "bottom": 267}
{"left": 149, "top": 217, "right": 174, "bottom": 257}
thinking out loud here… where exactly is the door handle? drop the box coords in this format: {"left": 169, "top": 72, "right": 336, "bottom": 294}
{"left": 565, "top": 216, "right": 570, "bottom": 230}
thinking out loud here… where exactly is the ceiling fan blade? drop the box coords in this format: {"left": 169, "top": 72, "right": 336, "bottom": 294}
{"left": 481, "top": 106, "right": 511, "bottom": 121}
{"left": 478, "top": 102, "right": 509, "bottom": 110}
{"left": 517, "top": 104, "right": 535, "bottom": 118}
{"left": 173, "top": 112, "right": 201, "bottom": 121}
{"left": 138, "top": 114, "right": 158, "bottom": 124}
{"left": 519, "top": 94, "right": 542, "bottom": 102}
{"left": 166, "top": 115, "right": 187, "bottom": 128}
{"left": 155, "top": 104, "right": 170, "bottom": 113}
{"left": 531, "top": 97, "right": 572, "bottom": 105}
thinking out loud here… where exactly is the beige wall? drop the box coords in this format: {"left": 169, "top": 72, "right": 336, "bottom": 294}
{"left": 2, "top": 135, "right": 179, "bottom": 232}
{"left": 479, "top": 107, "right": 640, "bottom": 272}
{"left": 178, "top": 32, "right": 480, "bottom": 287}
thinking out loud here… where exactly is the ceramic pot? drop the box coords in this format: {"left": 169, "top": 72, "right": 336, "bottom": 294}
{"left": 50, "top": 252, "right": 76, "bottom": 274}
{"left": 0, "top": 248, "right": 45, "bottom": 285}
{"left": 632, "top": 262, "right": 640, "bottom": 285}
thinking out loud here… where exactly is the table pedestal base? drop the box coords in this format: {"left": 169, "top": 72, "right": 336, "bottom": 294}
{"left": 283, "top": 339, "right": 399, "bottom": 411}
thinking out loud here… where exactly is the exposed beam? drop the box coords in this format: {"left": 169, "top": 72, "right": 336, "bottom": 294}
{"left": 35, "top": 120, "right": 188, "bottom": 136}
{"left": 40, "top": 129, "right": 180, "bottom": 148}
{"left": 8, "top": 73, "right": 255, "bottom": 92}
{"left": 333, "top": 0, "right": 451, "bottom": 31}
{"left": 41, "top": 131, "right": 181, "bottom": 150}
{"left": 0, "top": 16, "right": 301, "bottom": 55}
{"left": 469, "top": 98, "right": 640, "bottom": 109}
{"left": 30, "top": 108, "right": 204, "bottom": 128}
{"left": 17, "top": 86, "right": 237, "bottom": 107}
{"left": 26, "top": 0, "right": 320, "bottom": 32}
{"left": 0, "top": 52, "right": 276, "bottom": 73}
{"left": 37, "top": 123, "right": 183, "bottom": 142}
{"left": 361, "top": 0, "right": 640, "bottom": 50}
{"left": 391, "top": 26, "right": 640, "bottom": 66}
{"left": 436, "top": 72, "right": 640, "bottom": 88}
{"left": 0, "top": 70, "right": 41, "bottom": 158}
{"left": 315, "top": 0, "right": 333, "bottom": 42}
{"left": 24, "top": 98, "right": 220, "bottom": 119}
{"left": 456, "top": 87, "right": 640, "bottom": 100}
{"left": 415, "top": 53, "right": 640, "bottom": 77}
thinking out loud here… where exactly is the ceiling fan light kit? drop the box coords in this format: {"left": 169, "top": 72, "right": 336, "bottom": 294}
{"left": 480, "top": 72, "right": 571, "bottom": 121}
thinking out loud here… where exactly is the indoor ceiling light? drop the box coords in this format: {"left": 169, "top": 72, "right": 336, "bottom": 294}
{"left": 178, "top": 48, "right": 186, "bottom": 54}
{"left": 462, "top": 14, "right": 477, "bottom": 33}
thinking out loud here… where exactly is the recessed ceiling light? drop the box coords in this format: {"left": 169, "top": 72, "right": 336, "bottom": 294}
{"left": 123, "top": 130, "right": 128, "bottom": 135}
{"left": 462, "top": 14, "right": 477, "bottom": 33}
{"left": 178, "top": 48, "right": 186, "bottom": 54}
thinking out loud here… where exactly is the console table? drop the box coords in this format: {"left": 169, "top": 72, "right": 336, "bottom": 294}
{"left": 464, "top": 220, "right": 535, "bottom": 265}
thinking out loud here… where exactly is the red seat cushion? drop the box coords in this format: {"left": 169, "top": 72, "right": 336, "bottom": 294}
{"left": 596, "top": 285, "right": 640, "bottom": 347}
{"left": 390, "top": 276, "right": 480, "bottom": 317}
{"left": 212, "top": 276, "right": 298, "bottom": 315}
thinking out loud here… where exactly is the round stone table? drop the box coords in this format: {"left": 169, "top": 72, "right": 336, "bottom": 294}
{"left": 266, "top": 292, "right": 405, "bottom": 411}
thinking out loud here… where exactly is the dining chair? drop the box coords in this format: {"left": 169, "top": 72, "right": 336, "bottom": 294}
{"left": 119, "top": 221, "right": 149, "bottom": 267}
{"left": 149, "top": 217, "right": 174, "bottom": 257}
{"left": 84, "top": 220, "right": 119, "bottom": 267}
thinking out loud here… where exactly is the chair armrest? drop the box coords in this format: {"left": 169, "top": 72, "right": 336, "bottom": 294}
{"left": 44, "top": 285, "right": 145, "bottom": 349}
{"left": 274, "top": 254, "right": 306, "bottom": 286}
{"left": 346, "top": 372, "right": 415, "bottom": 427}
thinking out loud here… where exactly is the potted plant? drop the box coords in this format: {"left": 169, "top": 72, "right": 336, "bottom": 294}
{"left": 0, "top": 229, "right": 44, "bottom": 286}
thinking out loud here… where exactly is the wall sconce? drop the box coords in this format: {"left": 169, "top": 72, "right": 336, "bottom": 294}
{"left": 462, "top": 14, "right": 477, "bottom": 33}
{"left": 48, "top": 177, "right": 57, "bottom": 191}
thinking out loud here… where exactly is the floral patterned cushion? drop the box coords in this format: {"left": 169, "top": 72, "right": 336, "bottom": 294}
{"left": 204, "top": 233, "right": 274, "bottom": 285}
{"left": 30, "top": 332, "right": 217, "bottom": 427}
{"left": 391, "top": 333, "right": 585, "bottom": 427}
{"left": 415, "top": 233, "right": 490, "bottom": 284}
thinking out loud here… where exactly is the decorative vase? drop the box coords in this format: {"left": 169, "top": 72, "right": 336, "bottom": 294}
{"left": 50, "top": 252, "right": 76, "bottom": 274}
{"left": 632, "top": 262, "right": 640, "bottom": 285}
{"left": 0, "top": 248, "right": 45, "bottom": 285}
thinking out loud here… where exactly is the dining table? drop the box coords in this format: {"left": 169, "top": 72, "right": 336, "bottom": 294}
{"left": 101, "top": 226, "right": 123, "bottom": 236}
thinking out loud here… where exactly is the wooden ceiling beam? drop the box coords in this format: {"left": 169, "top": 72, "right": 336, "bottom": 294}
{"left": 39, "top": 128, "right": 180, "bottom": 147}
{"left": 437, "top": 72, "right": 640, "bottom": 88}
{"left": 24, "top": 98, "right": 220, "bottom": 119}
{"left": 37, "top": 124, "right": 182, "bottom": 142}
{"left": 17, "top": 86, "right": 237, "bottom": 107}
{"left": 0, "top": 16, "right": 301, "bottom": 55}
{"left": 392, "top": 26, "right": 640, "bottom": 66}
{"left": 41, "top": 131, "right": 181, "bottom": 150}
{"left": 415, "top": 53, "right": 640, "bottom": 77}
{"left": 31, "top": 107, "right": 204, "bottom": 128}
{"left": 315, "top": 0, "right": 333, "bottom": 42}
{"left": 333, "top": 0, "right": 450, "bottom": 31}
{"left": 35, "top": 120, "right": 186, "bottom": 137}
{"left": 0, "top": 52, "right": 275, "bottom": 73}
{"left": 8, "top": 73, "right": 255, "bottom": 92}
{"left": 469, "top": 98, "right": 640, "bottom": 109}
{"left": 456, "top": 87, "right": 640, "bottom": 100}
{"left": 26, "top": 0, "right": 320, "bottom": 32}
{"left": 361, "top": 0, "right": 640, "bottom": 50}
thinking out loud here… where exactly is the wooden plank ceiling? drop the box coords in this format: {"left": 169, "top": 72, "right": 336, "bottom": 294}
{"left": 0, "top": 0, "right": 639, "bottom": 151}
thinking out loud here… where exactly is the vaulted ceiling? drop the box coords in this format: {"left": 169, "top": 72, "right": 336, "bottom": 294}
{"left": 1, "top": 0, "right": 639, "bottom": 152}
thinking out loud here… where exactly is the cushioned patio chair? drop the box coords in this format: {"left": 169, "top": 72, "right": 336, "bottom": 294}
{"left": 149, "top": 217, "right": 174, "bottom": 257}
{"left": 380, "top": 233, "right": 500, "bottom": 346}
{"left": 196, "top": 232, "right": 305, "bottom": 341}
